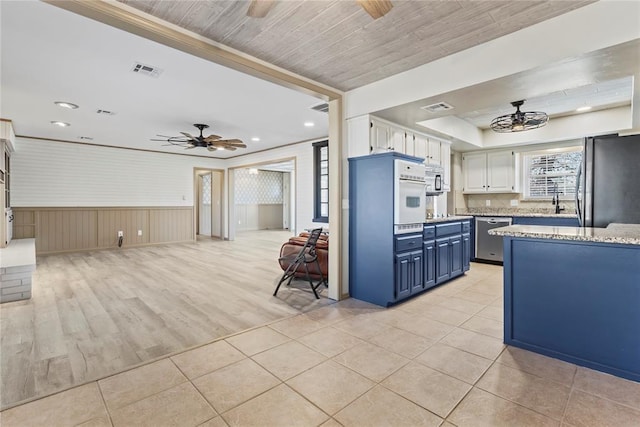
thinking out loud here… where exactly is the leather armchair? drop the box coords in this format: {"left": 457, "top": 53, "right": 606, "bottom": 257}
{"left": 278, "top": 232, "right": 328, "bottom": 279}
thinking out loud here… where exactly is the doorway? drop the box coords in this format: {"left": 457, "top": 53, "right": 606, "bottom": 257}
{"left": 228, "top": 158, "right": 295, "bottom": 241}
{"left": 195, "top": 169, "right": 223, "bottom": 239}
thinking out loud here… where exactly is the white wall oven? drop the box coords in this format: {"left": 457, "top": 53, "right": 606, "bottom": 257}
{"left": 394, "top": 159, "right": 426, "bottom": 234}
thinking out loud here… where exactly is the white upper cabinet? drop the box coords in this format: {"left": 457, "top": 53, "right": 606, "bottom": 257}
{"left": 413, "top": 133, "right": 427, "bottom": 160}
{"left": 390, "top": 127, "right": 406, "bottom": 153}
{"left": 427, "top": 138, "right": 441, "bottom": 165}
{"left": 486, "top": 150, "right": 516, "bottom": 192}
{"left": 348, "top": 115, "right": 452, "bottom": 192}
{"left": 370, "top": 120, "right": 390, "bottom": 152}
{"left": 462, "top": 150, "right": 518, "bottom": 193}
{"left": 463, "top": 152, "right": 487, "bottom": 193}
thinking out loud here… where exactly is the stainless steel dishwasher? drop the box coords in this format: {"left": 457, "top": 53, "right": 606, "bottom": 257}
{"left": 475, "top": 217, "right": 512, "bottom": 262}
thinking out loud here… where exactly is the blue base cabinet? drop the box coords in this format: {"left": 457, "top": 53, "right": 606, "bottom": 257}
{"left": 435, "top": 221, "right": 468, "bottom": 284}
{"left": 423, "top": 229, "right": 436, "bottom": 289}
{"left": 503, "top": 236, "right": 640, "bottom": 382}
{"left": 348, "top": 152, "right": 470, "bottom": 307}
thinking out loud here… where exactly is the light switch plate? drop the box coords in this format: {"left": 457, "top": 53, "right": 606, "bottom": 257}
{"left": 485, "top": 200, "right": 491, "bottom": 207}
{"left": 510, "top": 199, "right": 519, "bottom": 206}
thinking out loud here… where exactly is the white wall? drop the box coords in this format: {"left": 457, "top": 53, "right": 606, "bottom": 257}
{"left": 12, "top": 138, "right": 224, "bottom": 207}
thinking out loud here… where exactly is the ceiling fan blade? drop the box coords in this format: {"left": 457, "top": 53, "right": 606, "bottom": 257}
{"left": 211, "top": 140, "right": 247, "bottom": 149}
{"left": 204, "top": 134, "right": 222, "bottom": 141}
{"left": 207, "top": 145, "right": 217, "bottom": 152}
{"left": 180, "top": 132, "right": 195, "bottom": 139}
{"left": 222, "top": 146, "right": 237, "bottom": 151}
{"left": 247, "top": 0, "right": 275, "bottom": 18}
{"left": 357, "top": 0, "right": 393, "bottom": 19}
{"left": 213, "top": 138, "right": 245, "bottom": 145}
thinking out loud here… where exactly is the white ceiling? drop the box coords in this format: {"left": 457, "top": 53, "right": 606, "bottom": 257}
{"left": 0, "top": 1, "right": 329, "bottom": 159}
{"left": 1, "top": 1, "right": 637, "bottom": 159}
{"left": 375, "top": 39, "right": 639, "bottom": 138}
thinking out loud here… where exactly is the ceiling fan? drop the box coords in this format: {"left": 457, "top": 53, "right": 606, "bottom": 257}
{"left": 490, "top": 100, "right": 549, "bottom": 133}
{"left": 247, "top": 0, "right": 393, "bottom": 20}
{"left": 152, "top": 124, "right": 246, "bottom": 151}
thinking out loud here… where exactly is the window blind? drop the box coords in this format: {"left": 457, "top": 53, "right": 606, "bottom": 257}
{"left": 524, "top": 148, "right": 582, "bottom": 199}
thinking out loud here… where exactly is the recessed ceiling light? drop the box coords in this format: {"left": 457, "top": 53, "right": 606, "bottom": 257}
{"left": 304, "top": 121, "right": 315, "bottom": 127}
{"left": 251, "top": 137, "right": 260, "bottom": 142}
{"left": 576, "top": 106, "right": 592, "bottom": 112}
{"left": 51, "top": 121, "right": 70, "bottom": 127}
{"left": 54, "top": 101, "right": 79, "bottom": 109}
{"left": 78, "top": 136, "right": 93, "bottom": 140}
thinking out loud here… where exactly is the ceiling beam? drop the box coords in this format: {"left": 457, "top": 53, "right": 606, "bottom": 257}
{"left": 43, "top": 0, "right": 342, "bottom": 102}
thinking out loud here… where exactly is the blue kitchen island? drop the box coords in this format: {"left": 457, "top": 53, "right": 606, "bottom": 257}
{"left": 492, "top": 223, "right": 640, "bottom": 382}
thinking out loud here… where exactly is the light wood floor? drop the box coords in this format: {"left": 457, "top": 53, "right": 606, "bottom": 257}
{"left": 0, "top": 230, "right": 332, "bottom": 409}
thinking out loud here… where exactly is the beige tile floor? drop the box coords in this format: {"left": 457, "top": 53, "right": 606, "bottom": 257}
{"left": 2, "top": 263, "right": 640, "bottom": 427}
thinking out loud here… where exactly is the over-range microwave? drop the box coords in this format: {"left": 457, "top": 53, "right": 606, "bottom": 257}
{"left": 425, "top": 163, "right": 444, "bottom": 195}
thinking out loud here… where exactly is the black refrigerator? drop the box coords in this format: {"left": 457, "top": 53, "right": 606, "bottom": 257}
{"left": 578, "top": 133, "right": 640, "bottom": 227}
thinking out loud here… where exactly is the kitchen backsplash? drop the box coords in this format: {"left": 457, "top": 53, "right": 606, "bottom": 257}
{"left": 458, "top": 193, "right": 576, "bottom": 215}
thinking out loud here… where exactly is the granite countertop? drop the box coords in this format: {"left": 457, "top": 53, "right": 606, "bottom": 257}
{"left": 424, "top": 215, "right": 473, "bottom": 224}
{"left": 459, "top": 210, "right": 578, "bottom": 219}
{"left": 489, "top": 223, "right": 640, "bottom": 246}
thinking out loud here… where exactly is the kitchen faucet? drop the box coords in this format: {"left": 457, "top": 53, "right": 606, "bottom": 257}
{"left": 552, "top": 184, "right": 565, "bottom": 214}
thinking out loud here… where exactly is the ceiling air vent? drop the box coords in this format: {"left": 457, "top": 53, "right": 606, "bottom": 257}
{"left": 131, "top": 62, "right": 163, "bottom": 78}
{"left": 420, "top": 102, "right": 454, "bottom": 113}
{"left": 96, "top": 109, "right": 116, "bottom": 116}
{"left": 311, "top": 103, "right": 329, "bottom": 113}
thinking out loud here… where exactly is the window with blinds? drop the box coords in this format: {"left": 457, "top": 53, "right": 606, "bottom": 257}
{"left": 523, "top": 147, "right": 582, "bottom": 199}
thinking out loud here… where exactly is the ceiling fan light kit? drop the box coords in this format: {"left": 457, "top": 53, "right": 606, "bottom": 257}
{"left": 152, "top": 123, "right": 246, "bottom": 152}
{"left": 490, "top": 100, "right": 548, "bottom": 133}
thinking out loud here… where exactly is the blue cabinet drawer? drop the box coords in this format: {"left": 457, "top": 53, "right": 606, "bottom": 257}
{"left": 436, "top": 222, "right": 462, "bottom": 237}
{"left": 395, "top": 235, "right": 422, "bottom": 252}
{"left": 462, "top": 221, "right": 471, "bottom": 233}
{"left": 423, "top": 226, "right": 435, "bottom": 241}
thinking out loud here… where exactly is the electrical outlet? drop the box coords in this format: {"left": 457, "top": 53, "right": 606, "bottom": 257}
{"left": 510, "top": 199, "right": 519, "bottom": 206}
{"left": 485, "top": 200, "right": 491, "bottom": 207}
{"left": 117, "top": 231, "right": 123, "bottom": 237}
{"left": 137, "top": 230, "right": 142, "bottom": 236}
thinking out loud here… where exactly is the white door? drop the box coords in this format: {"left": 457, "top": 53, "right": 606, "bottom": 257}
{"left": 199, "top": 173, "right": 212, "bottom": 236}
{"left": 463, "top": 153, "right": 487, "bottom": 193}
{"left": 371, "top": 120, "right": 390, "bottom": 151}
{"left": 414, "top": 134, "right": 427, "bottom": 161}
{"left": 427, "top": 139, "right": 441, "bottom": 165}
{"left": 390, "top": 127, "right": 405, "bottom": 153}
{"left": 211, "top": 171, "right": 222, "bottom": 237}
{"left": 487, "top": 151, "right": 515, "bottom": 192}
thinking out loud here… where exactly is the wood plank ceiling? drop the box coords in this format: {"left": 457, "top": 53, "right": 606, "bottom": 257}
{"left": 118, "top": 0, "right": 595, "bottom": 91}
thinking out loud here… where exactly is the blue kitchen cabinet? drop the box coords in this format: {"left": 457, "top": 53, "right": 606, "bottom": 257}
{"left": 349, "top": 152, "right": 426, "bottom": 307}
{"left": 394, "top": 252, "right": 412, "bottom": 300}
{"left": 394, "top": 234, "right": 424, "bottom": 301}
{"left": 436, "top": 238, "right": 451, "bottom": 283}
{"left": 462, "top": 232, "right": 471, "bottom": 271}
{"left": 348, "top": 152, "right": 471, "bottom": 307}
{"left": 423, "top": 240, "right": 436, "bottom": 289}
{"left": 450, "top": 235, "right": 463, "bottom": 277}
{"left": 435, "top": 221, "right": 466, "bottom": 284}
